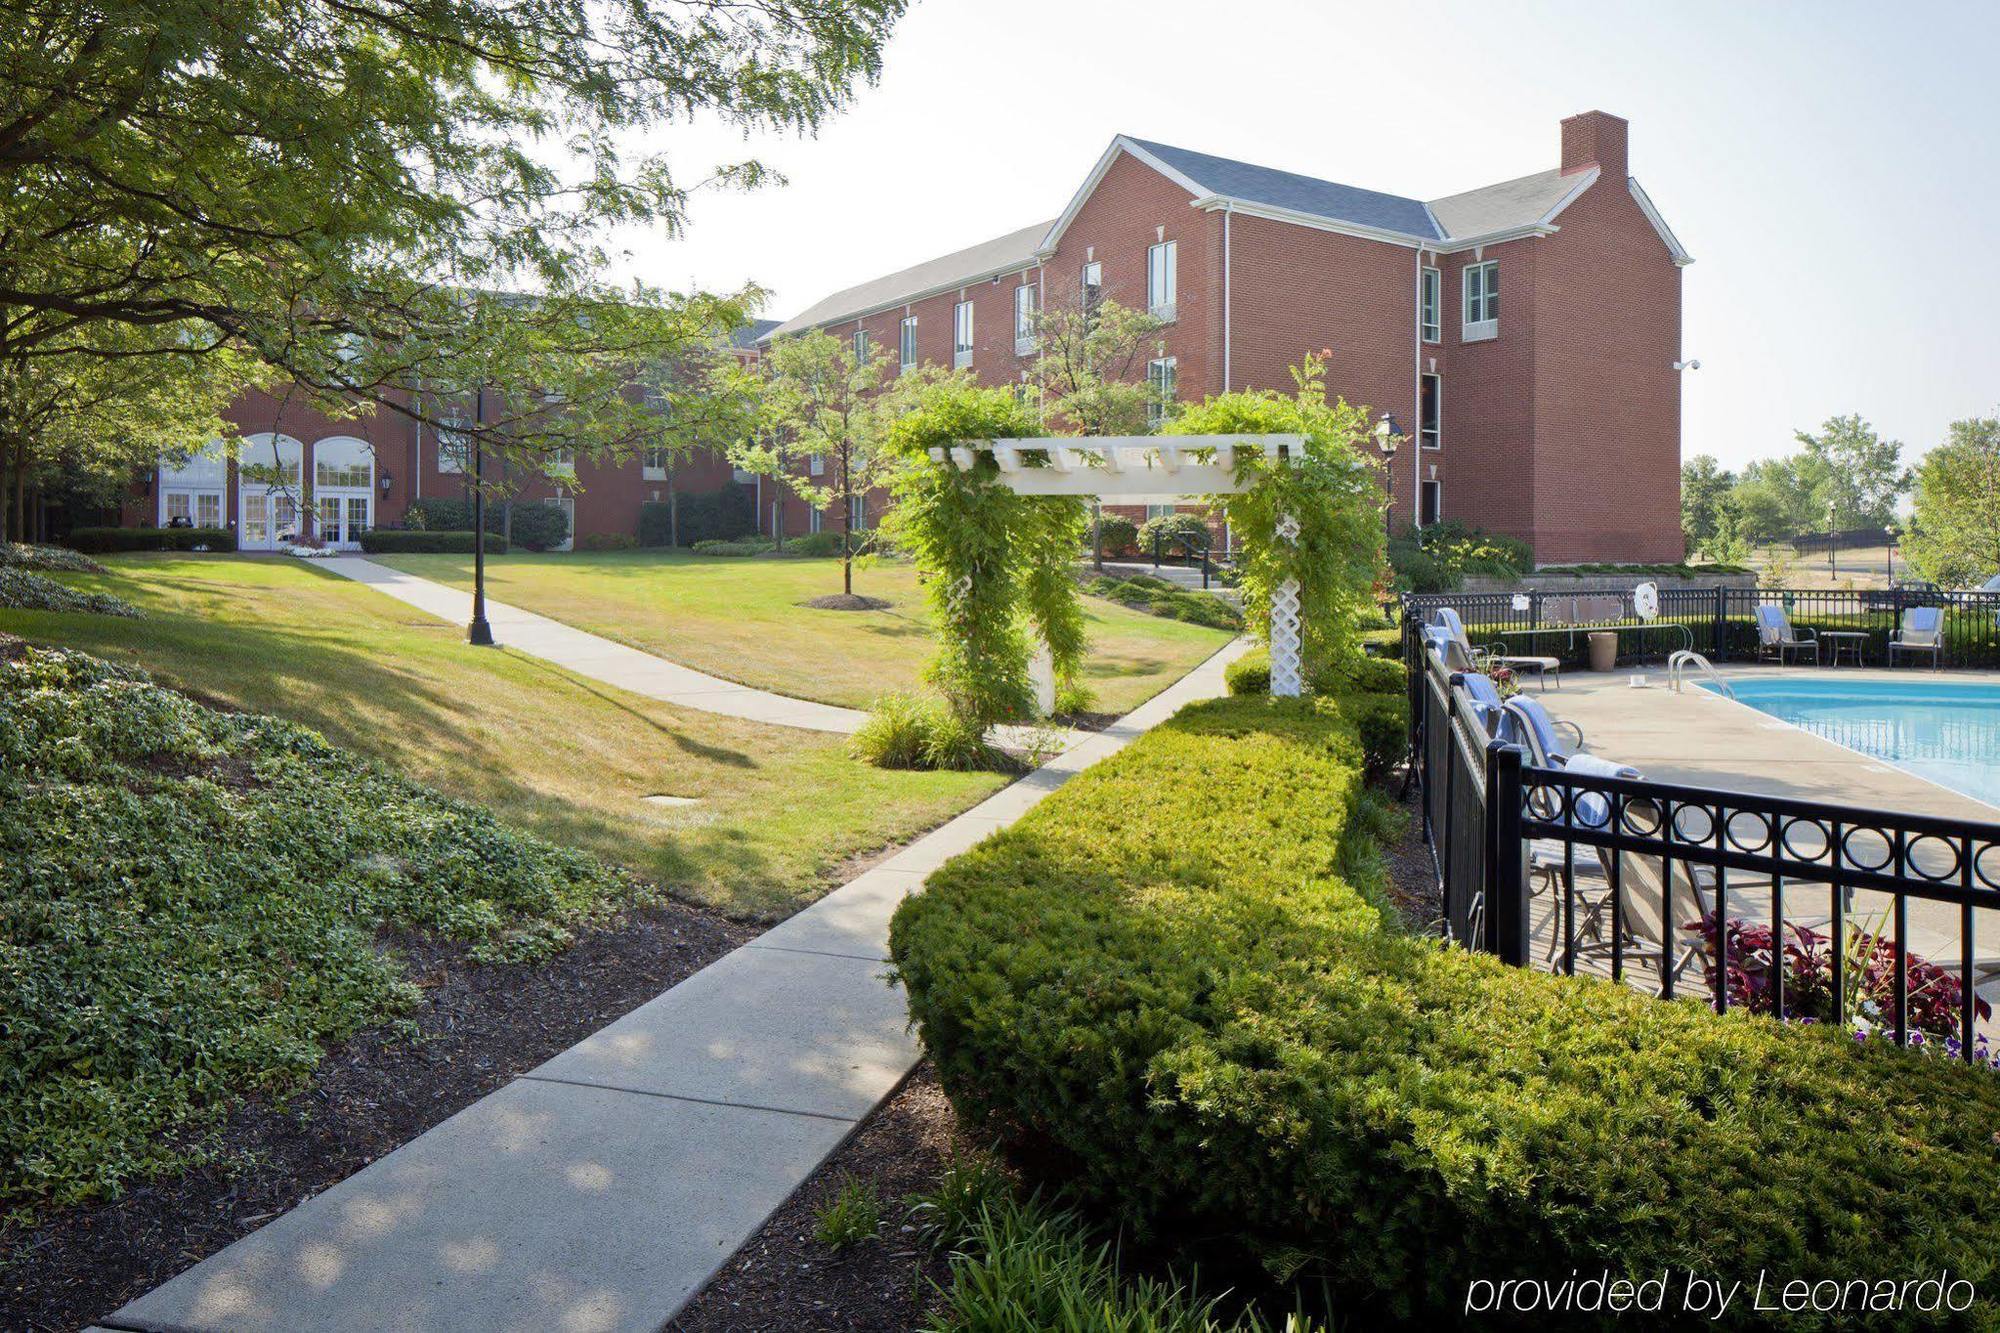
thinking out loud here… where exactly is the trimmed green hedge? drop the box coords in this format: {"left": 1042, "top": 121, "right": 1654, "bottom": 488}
{"left": 890, "top": 691, "right": 2000, "bottom": 1324}
{"left": 66, "top": 526, "right": 237, "bottom": 553}
{"left": 1221, "top": 650, "right": 1403, "bottom": 776}
{"left": 637, "top": 485, "right": 756, "bottom": 547}
{"left": 358, "top": 529, "right": 510, "bottom": 554}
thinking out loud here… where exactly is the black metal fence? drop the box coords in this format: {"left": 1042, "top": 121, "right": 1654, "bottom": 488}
{"left": 1408, "top": 642, "right": 2000, "bottom": 1060}
{"left": 1406, "top": 586, "right": 2000, "bottom": 671}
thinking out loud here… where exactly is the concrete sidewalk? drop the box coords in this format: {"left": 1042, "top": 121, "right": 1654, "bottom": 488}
{"left": 106, "top": 636, "right": 1254, "bottom": 1333}
{"left": 322, "top": 556, "right": 867, "bottom": 734}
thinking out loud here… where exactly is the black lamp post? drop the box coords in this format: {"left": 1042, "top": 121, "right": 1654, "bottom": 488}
{"left": 468, "top": 386, "right": 494, "bottom": 646}
{"left": 1374, "top": 411, "right": 1402, "bottom": 538}
{"left": 1827, "top": 501, "right": 1839, "bottom": 578}
{"left": 1885, "top": 521, "right": 1898, "bottom": 583}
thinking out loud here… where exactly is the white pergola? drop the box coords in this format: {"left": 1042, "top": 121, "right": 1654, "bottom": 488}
{"left": 932, "top": 435, "right": 1306, "bottom": 698}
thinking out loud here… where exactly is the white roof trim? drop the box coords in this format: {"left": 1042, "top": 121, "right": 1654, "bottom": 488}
{"left": 1428, "top": 223, "right": 1560, "bottom": 254}
{"left": 1039, "top": 136, "right": 1206, "bottom": 254}
{"left": 1189, "top": 196, "right": 1430, "bottom": 250}
{"left": 1628, "top": 176, "right": 1693, "bottom": 266}
{"left": 1538, "top": 165, "right": 1600, "bottom": 224}
{"left": 759, "top": 257, "right": 1042, "bottom": 343}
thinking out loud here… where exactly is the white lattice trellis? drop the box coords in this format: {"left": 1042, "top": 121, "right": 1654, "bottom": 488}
{"left": 1269, "top": 579, "right": 1303, "bottom": 696}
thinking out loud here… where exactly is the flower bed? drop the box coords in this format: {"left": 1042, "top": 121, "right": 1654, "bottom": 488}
{"left": 890, "top": 687, "right": 2000, "bottom": 1322}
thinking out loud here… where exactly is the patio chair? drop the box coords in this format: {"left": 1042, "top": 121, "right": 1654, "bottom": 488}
{"left": 1754, "top": 604, "right": 1819, "bottom": 665}
{"left": 1498, "top": 695, "right": 1585, "bottom": 767}
{"left": 1454, "top": 671, "right": 1507, "bottom": 732}
{"left": 1423, "top": 626, "right": 1481, "bottom": 676}
{"left": 1431, "top": 608, "right": 1562, "bottom": 691}
{"left": 1887, "top": 606, "right": 1943, "bottom": 669}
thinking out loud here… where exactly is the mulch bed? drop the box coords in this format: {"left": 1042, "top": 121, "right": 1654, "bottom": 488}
{"left": 0, "top": 901, "right": 754, "bottom": 1333}
{"left": 1380, "top": 783, "right": 1443, "bottom": 932}
{"left": 802, "top": 593, "right": 893, "bottom": 611}
{"left": 671, "top": 1065, "right": 968, "bottom": 1333}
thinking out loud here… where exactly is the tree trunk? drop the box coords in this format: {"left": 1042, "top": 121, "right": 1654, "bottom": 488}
{"left": 667, "top": 470, "right": 679, "bottom": 547}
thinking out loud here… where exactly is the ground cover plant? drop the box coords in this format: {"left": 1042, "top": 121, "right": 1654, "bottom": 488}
{"left": 374, "top": 548, "right": 1231, "bottom": 715}
{"left": 0, "top": 566, "right": 138, "bottom": 617}
{"left": 0, "top": 543, "right": 105, "bottom": 574}
{"left": 1084, "top": 574, "right": 1244, "bottom": 631}
{"left": 0, "top": 640, "right": 645, "bottom": 1210}
{"left": 0, "top": 555, "right": 1005, "bottom": 919}
{"left": 890, "top": 686, "right": 2000, "bottom": 1324}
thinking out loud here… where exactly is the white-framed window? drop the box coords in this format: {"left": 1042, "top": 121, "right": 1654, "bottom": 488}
{"left": 808, "top": 453, "right": 826, "bottom": 477}
{"left": 1462, "top": 260, "right": 1498, "bottom": 340}
{"left": 1420, "top": 478, "right": 1443, "bottom": 527}
{"left": 165, "top": 491, "right": 193, "bottom": 524}
{"left": 809, "top": 506, "right": 823, "bottom": 534}
{"left": 1081, "top": 261, "right": 1102, "bottom": 315}
{"left": 1147, "top": 241, "right": 1177, "bottom": 320}
{"left": 314, "top": 438, "right": 373, "bottom": 489}
{"left": 195, "top": 492, "right": 221, "bottom": 526}
{"left": 953, "top": 300, "right": 974, "bottom": 368}
{"left": 1420, "top": 373, "right": 1441, "bottom": 450}
{"left": 548, "top": 446, "right": 575, "bottom": 477}
{"left": 848, "top": 492, "right": 867, "bottom": 532}
{"left": 642, "top": 445, "right": 668, "bottom": 480}
{"left": 899, "top": 315, "right": 917, "bottom": 371}
{"left": 1145, "top": 503, "right": 1176, "bottom": 520}
{"left": 1146, "top": 355, "right": 1177, "bottom": 427}
{"left": 852, "top": 327, "right": 869, "bottom": 364}
{"left": 1014, "top": 283, "right": 1038, "bottom": 355}
{"left": 1420, "top": 266, "right": 1441, "bottom": 343}
{"left": 436, "top": 419, "right": 472, "bottom": 473}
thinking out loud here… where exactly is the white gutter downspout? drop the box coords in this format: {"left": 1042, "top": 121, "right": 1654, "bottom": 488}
{"left": 1412, "top": 251, "right": 1424, "bottom": 528}
{"left": 1221, "top": 203, "right": 1232, "bottom": 393}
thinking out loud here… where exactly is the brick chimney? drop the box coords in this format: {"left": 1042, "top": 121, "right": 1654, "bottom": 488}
{"left": 1560, "top": 110, "right": 1628, "bottom": 178}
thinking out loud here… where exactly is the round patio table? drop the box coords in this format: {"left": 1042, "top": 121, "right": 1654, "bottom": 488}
{"left": 1820, "top": 630, "right": 1869, "bottom": 666}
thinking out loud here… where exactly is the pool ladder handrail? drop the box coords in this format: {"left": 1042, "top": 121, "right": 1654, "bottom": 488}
{"left": 1668, "top": 650, "right": 1734, "bottom": 698}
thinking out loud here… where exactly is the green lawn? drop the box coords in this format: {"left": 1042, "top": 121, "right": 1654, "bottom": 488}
{"left": 0, "top": 555, "right": 1007, "bottom": 920}
{"left": 371, "top": 550, "right": 1235, "bottom": 713}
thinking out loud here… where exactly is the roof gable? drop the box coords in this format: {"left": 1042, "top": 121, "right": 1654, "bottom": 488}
{"left": 1124, "top": 136, "right": 1444, "bottom": 240}
{"left": 1425, "top": 167, "right": 1596, "bottom": 243}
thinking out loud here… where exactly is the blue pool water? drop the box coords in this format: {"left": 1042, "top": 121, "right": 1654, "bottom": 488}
{"left": 1710, "top": 677, "right": 2000, "bottom": 810}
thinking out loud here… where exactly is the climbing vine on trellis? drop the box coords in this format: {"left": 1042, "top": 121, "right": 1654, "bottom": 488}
{"left": 1169, "top": 354, "right": 1384, "bottom": 686}
{"left": 881, "top": 375, "right": 1089, "bottom": 730}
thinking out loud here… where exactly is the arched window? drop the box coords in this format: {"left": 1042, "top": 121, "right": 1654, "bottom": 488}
{"left": 157, "top": 440, "right": 229, "bottom": 528}
{"left": 312, "top": 435, "right": 375, "bottom": 489}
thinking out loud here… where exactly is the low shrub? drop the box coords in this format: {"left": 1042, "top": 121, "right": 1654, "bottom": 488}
{"left": 637, "top": 484, "right": 757, "bottom": 547}
{"left": 357, "top": 530, "right": 510, "bottom": 554}
{"left": 507, "top": 501, "right": 571, "bottom": 552}
{"left": 406, "top": 496, "right": 483, "bottom": 532}
{"left": 66, "top": 526, "right": 237, "bottom": 554}
{"left": 1090, "top": 514, "right": 1138, "bottom": 556}
{"left": 782, "top": 530, "right": 849, "bottom": 558}
{"left": 0, "top": 644, "right": 636, "bottom": 1208}
{"left": 692, "top": 537, "right": 775, "bottom": 557}
{"left": 890, "top": 692, "right": 2000, "bottom": 1323}
{"left": 0, "top": 567, "right": 140, "bottom": 617}
{"left": 1536, "top": 561, "right": 1754, "bottom": 579}
{"left": 576, "top": 532, "right": 637, "bottom": 552}
{"left": 852, "top": 692, "right": 1009, "bottom": 772}
{"left": 812, "top": 1176, "right": 883, "bottom": 1249}
{"left": 1085, "top": 574, "right": 1244, "bottom": 631}
{"left": 0, "top": 543, "right": 106, "bottom": 574}
{"left": 1135, "top": 512, "right": 1211, "bottom": 554}
{"left": 1388, "top": 521, "right": 1531, "bottom": 593}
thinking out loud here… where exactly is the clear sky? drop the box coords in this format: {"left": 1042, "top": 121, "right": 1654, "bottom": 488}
{"left": 612, "top": 0, "right": 2000, "bottom": 475}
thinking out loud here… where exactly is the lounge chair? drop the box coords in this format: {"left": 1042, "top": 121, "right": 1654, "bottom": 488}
{"left": 1887, "top": 606, "right": 1943, "bottom": 668}
{"left": 1454, "top": 671, "right": 1507, "bottom": 732}
{"left": 1754, "top": 604, "right": 1819, "bottom": 665}
{"left": 1499, "top": 695, "right": 1585, "bottom": 766}
{"left": 1431, "top": 608, "right": 1561, "bottom": 691}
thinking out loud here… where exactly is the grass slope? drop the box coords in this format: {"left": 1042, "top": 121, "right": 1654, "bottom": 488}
{"left": 0, "top": 556, "right": 1005, "bottom": 920}
{"left": 372, "top": 550, "right": 1234, "bottom": 713}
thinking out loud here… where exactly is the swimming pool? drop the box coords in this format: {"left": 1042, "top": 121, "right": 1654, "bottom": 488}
{"left": 1711, "top": 677, "right": 2000, "bottom": 810}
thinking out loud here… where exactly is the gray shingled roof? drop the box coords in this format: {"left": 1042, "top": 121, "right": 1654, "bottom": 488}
{"left": 765, "top": 220, "right": 1051, "bottom": 339}
{"left": 728, "top": 318, "right": 781, "bottom": 349}
{"left": 1426, "top": 168, "right": 1588, "bottom": 241}
{"left": 1125, "top": 136, "right": 1444, "bottom": 241}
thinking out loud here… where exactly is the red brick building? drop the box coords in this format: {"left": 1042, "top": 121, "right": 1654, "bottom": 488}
{"left": 766, "top": 110, "right": 1691, "bottom": 563}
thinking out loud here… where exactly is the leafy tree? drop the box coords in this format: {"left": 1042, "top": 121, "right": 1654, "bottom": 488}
{"left": 1903, "top": 415, "right": 2000, "bottom": 588}
{"left": 735, "top": 331, "right": 893, "bottom": 595}
{"left": 1726, "top": 473, "right": 1796, "bottom": 545}
{"left": 0, "top": 0, "right": 901, "bottom": 466}
{"left": 1680, "top": 454, "right": 1736, "bottom": 553}
{"left": 1793, "top": 414, "right": 1909, "bottom": 529}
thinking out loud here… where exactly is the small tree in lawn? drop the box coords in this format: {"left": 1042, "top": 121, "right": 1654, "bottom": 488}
{"left": 739, "top": 331, "right": 892, "bottom": 596}
{"left": 1025, "top": 293, "right": 1170, "bottom": 566}
{"left": 1904, "top": 415, "right": 2000, "bottom": 588}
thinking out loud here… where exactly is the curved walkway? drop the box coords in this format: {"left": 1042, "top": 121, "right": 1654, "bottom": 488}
{"left": 323, "top": 556, "right": 866, "bottom": 733}
{"left": 104, "top": 635, "right": 1254, "bottom": 1333}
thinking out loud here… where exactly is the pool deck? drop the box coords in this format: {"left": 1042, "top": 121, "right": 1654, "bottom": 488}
{"left": 1532, "top": 664, "right": 2000, "bottom": 1013}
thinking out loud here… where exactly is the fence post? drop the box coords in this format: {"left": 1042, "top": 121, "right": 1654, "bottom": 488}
{"left": 1713, "top": 584, "right": 1727, "bottom": 658}
{"left": 1484, "top": 740, "right": 1529, "bottom": 966}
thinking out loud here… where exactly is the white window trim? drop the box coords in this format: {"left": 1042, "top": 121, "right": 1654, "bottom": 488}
{"left": 953, "top": 300, "right": 974, "bottom": 369}
{"left": 1462, "top": 260, "right": 1498, "bottom": 342}
{"left": 1420, "top": 266, "right": 1441, "bottom": 343}
{"left": 899, "top": 315, "right": 917, "bottom": 371}
{"left": 1147, "top": 240, "right": 1177, "bottom": 321}
{"left": 1420, "top": 478, "right": 1443, "bottom": 527}
{"left": 808, "top": 453, "right": 826, "bottom": 477}
{"left": 642, "top": 445, "right": 668, "bottom": 481}
{"left": 852, "top": 328, "right": 869, "bottom": 364}
{"left": 1146, "top": 355, "right": 1177, "bottom": 427}
{"left": 1420, "top": 372, "right": 1442, "bottom": 450}
{"left": 1014, "top": 283, "right": 1037, "bottom": 356}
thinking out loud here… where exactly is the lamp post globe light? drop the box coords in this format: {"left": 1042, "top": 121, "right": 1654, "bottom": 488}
{"left": 1374, "top": 411, "right": 1401, "bottom": 539}
{"left": 1886, "top": 521, "right": 1899, "bottom": 583}
{"left": 1828, "top": 501, "right": 1839, "bottom": 577}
